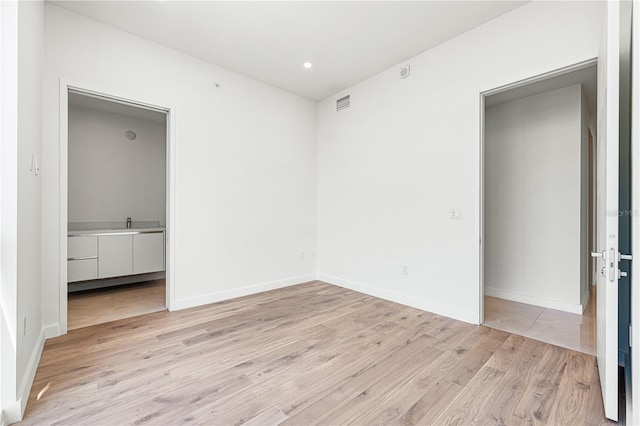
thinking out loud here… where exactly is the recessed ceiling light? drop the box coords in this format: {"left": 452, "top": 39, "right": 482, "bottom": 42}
{"left": 303, "top": 62, "right": 312, "bottom": 69}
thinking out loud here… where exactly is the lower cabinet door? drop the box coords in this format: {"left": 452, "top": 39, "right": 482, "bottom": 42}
{"left": 133, "top": 233, "right": 165, "bottom": 274}
{"left": 68, "top": 259, "right": 98, "bottom": 282}
{"left": 98, "top": 234, "right": 133, "bottom": 278}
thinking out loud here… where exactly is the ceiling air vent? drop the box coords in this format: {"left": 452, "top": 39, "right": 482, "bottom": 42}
{"left": 336, "top": 95, "right": 350, "bottom": 112}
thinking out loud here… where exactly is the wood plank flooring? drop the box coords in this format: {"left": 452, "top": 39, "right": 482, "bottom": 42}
{"left": 20, "top": 281, "right": 614, "bottom": 425}
{"left": 67, "top": 279, "right": 166, "bottom": 330}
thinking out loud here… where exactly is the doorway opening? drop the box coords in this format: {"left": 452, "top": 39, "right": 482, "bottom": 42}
{"left": 64, "top": 89, "right": 170, "bottom": 331}
{"left": 480, "top": 61, "right": 598, "bottom": 355}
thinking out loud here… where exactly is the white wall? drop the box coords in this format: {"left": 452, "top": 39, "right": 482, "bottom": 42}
{"left": 317, "top": 1, "right": 603, "bottom": 324}
{"left": 1, "top": 0, "right": 20, "bottom": 419}
{"left": 1, "top": 0, "right": 44, "bottom": 422}
{"left": 484, "top": 85, "right": 584, "bottom": 313}
{"left": 16, "top": 0, "right": 44, "bottom": 408}
{"left": 68, "top": 106, "right": 166, "bottom": 227}
{"left": 42, "top": 4, "right": 318, "bottom": 330}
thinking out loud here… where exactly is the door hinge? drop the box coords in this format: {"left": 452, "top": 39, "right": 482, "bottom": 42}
{"left": 630, "top": 324, "right": 633, "bottom": 348}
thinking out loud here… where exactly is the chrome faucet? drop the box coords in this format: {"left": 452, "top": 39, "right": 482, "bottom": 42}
{"left": 126, "top": 217, "right": 132, "bottom": 229}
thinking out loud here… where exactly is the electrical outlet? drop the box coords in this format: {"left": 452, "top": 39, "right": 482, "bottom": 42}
{"left": 300, "top": 252, "right": 305, "bottom": 260}
{"left": 402, "top": 265, "right": 409, "bottom": 276}
{"left": 449, "top": 208, "right": 462, "bottom": 219}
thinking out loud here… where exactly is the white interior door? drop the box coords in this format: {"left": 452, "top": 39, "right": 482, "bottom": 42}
{"left": 594, "top": 0, "right": 620, "bottom": 420}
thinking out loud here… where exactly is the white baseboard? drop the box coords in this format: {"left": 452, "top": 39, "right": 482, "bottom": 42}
{"left": 44, "top": 324, "right": 60, "bottom": 339}
{"left": 1, "top": 402, "right": 20, "bottom": 426}
{"left": 172, "top": 273, "right": 317, "bottom": 311}
{"left": 2, "top": 326, "right": 47, "bottom": 424}
{"left": 581, "top": 286, "right": 591, "bottom": 313}
{"left": 318, "top": 274, "right": 475, "bottom": 324}
{"left": 485, "top": 286, "right": 583, "bottom": 314}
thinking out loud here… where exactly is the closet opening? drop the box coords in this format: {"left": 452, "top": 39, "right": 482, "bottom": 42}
{"left": 479, "top": 62, "right": 599, "bottom": 356}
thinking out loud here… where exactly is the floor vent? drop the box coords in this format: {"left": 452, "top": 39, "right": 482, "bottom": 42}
{"left": 336, "top": 95, "right": 350, "bottom": 112}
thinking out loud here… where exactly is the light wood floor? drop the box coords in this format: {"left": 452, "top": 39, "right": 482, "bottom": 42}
{"left": 22, "top": 281, "right": 613, "bottom": 425}
{"left": 67, "top": 279, "right": 166, "bottom": 330}
{"left": 483, "top": 287, "right": 596, "bottom": 356}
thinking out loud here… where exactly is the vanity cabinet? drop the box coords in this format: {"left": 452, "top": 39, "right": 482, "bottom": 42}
{"left": 68, "top": 230, "right": 165, "bottom": 283}
{"left": 98, "top": 234, "right": 133, "bottom": 278}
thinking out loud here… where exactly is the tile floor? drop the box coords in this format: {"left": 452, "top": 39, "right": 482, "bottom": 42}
{"left": 483, "top": 286, "right": 596, "bottom": 356}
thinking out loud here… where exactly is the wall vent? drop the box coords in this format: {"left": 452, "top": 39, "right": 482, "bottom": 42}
{"left": 336, "top": 95, "right": 350, "bottom": 112}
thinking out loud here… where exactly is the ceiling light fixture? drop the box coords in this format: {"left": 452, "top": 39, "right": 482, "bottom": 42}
{"left": 303, "top": 62, "right": 312, "bottom": 69}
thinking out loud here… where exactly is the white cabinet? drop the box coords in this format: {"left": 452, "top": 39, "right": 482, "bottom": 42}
{"left": 133, "top": 233, "right": 165, "bottom": 274}
{"left": 68, "top": 236, "right": 98, "bottom": 282}
{"left": 68, "top": 236, "right": 97, "bottom": 258}
{"left": 98, "top": 234, "right": 133, "bottom": 279}
{"left": 68, "top": 230, "right": 165, "bottom": 283}
{"left": 68, "top": 259, "right": 98, "bottom": 282}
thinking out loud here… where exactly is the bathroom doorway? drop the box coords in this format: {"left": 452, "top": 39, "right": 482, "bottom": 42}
{"left": 62, "top": 87, "right": 173, "bottom": 331}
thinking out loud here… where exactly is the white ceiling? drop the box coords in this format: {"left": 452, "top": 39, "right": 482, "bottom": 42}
{"left": 51, "top": 1, "right": 527, "bottom": 101}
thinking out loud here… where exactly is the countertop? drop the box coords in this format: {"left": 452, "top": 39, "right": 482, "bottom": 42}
{"left": 68, "top": 227, "right": 165, "bottom": 237}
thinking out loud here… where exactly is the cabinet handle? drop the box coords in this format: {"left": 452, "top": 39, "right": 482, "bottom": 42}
{"left": 67, "top": 256, "right": 98, "bottom": 261}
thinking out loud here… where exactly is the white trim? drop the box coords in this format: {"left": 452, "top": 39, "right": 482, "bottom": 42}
{"left": 2, "top": 327, "right": 46, "bottom": 424}
{"left": 16, "top": 328, "right": 45, "bottom": 413}
{"left": 319, "top": 274, "right": 475, "bottom": 324}
{"left": 1, "top": 402, "right": 20, "bottom": 426}
{"left": 2, "top": 326, "right": 47, "bottom": 424}
{"left": 485, "top": 286, "right": 584, "bottom": 315}
{"left": 172, "top": 274, "right": 317, "bottom": 311}
{"left": 479, "top": 58, "right": 598, "bottom": 97}
{"left": 630, "top": 1, "right": 639, "bottom": 424}
{"left": 43, "top": 324, "right": 60, "bottom": 339}
{"left": 57, "top": 78, "right": 175, "bottom": 334}
{"left": 58, "top": 79, "right": 68, "bottom": 334}
{"left": 581, "top": 285, "right": 591, "bottom": 314}
{"left": 67, "top": 86, "right": 168, "bottom": 113}
{"left": 477, "top": 91, "right": 485, "bottom": 326}
{"left": 166, "top": 107, "right": 176, "bottom": 311}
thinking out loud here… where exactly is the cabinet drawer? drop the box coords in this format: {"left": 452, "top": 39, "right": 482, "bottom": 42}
{"left": 68, "top": 258, "right": 98, "bottom": 282}
{"left": 68, "top": 236, "right": 98, "bottom": 259}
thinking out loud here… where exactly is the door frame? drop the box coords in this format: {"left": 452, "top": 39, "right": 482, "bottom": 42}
{"left": 478, "top": 58, "right": 598, "bottom": 324}
{"left": 630, "top": 1, "right": 639, "bottom": 423}
{"left": 58, "top": 79, "right": 176, "bottom": 334}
